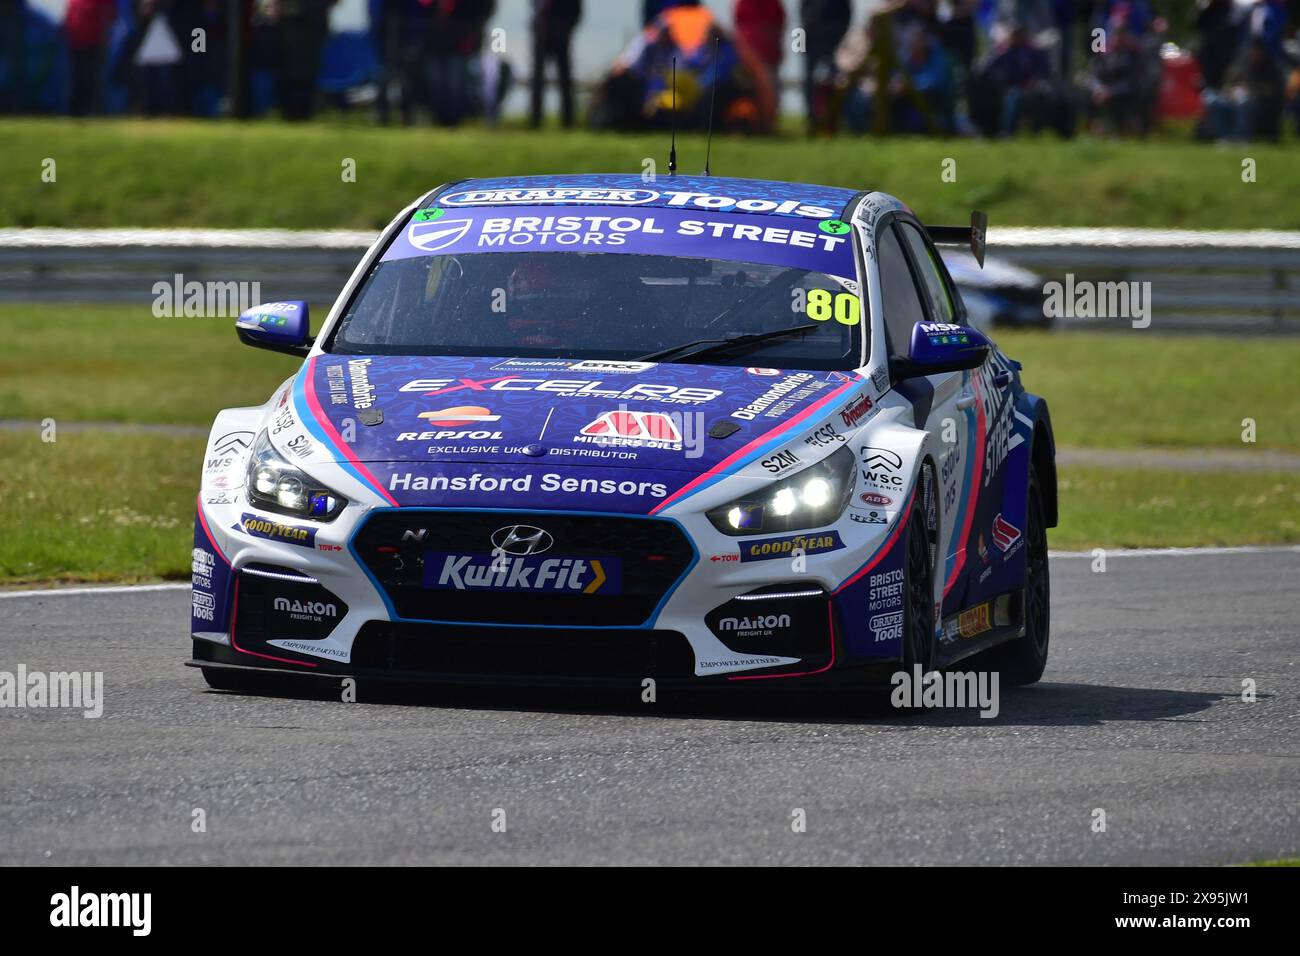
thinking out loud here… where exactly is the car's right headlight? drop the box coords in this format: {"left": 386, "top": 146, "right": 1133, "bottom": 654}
{"left": 707, "top": 444, "right": 855, "bottom": 535}
{"left": 245, "top": 430, "right": 347, "bottom": 521}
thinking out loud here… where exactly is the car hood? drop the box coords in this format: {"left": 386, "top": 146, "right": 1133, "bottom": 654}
{"left": 285, "top": 353, "right": 863, "bottom": 478}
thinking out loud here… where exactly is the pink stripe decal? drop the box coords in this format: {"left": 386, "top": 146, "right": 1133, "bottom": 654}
{"left": 652, "top": 378, "right": 860, "bottom": 514}
{"left": 196, "top": 495, "right": 231, "bottom": 565}
{"left": 300, "top": 356, "right": 399, "bottom": 507}
{"left": 729, "top": 602, "right": 837, "bottom": 681}
{"left": 944, "top": 379, "right": 986, "bottom": 597}
{"left": 833, "top": 486, "right": 916, "bottom": 595}
{"left": 228, "top": 579, "right": 318, "bottom": 668}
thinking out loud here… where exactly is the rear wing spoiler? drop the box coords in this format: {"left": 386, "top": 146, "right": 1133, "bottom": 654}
{"left": 926, "top": 211, "right": 987, "bottom": 268}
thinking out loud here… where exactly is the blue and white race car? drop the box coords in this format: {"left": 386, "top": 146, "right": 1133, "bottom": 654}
{"left": 190, "top": 174, "right": 1057, "bottom": 692}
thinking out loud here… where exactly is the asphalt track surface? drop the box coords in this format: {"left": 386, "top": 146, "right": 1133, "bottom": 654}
{"left": 1, "top": 549, "right": 1297, "bottom": 866}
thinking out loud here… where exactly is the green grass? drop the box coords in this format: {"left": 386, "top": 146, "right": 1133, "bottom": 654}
{"left": 0, "top": 426, "right": 1291, "bottom": 583}
{"left": 1051, "top": 467, "right": 1298, "bottom": 550}
{"left": 0, "top": 431, "right": 203, "bottom": 583}
{"left": 4, "top": 305, "right": 1298, "bottom": 455}
{"left": 1242, "top": 857, "right": 1300, "bottom": 866}
{"left": 996, "top": 330, "right": 1300, "bottom": 452}
{"left": 3, "top": 118, "right": 1298, "bottom": 230}
{"left": 0, "top": 303, "right": 302, "bottom": 425}
{"left": 2, "top": 303, "right": 1297, "bottom": 582}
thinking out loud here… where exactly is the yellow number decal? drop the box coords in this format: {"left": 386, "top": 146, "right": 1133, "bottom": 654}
{"left": 807, "top": 288, "right": 833, "bottom": 321}
{"left": 833, "top": 293, "right": 860, "bottom": 326}
{"left": 807, "top": 289, "right": 860, "bottom": 326}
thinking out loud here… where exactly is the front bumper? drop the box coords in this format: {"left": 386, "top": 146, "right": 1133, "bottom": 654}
{"left": 192, "top": 501, "right": 913, "bottom": 687}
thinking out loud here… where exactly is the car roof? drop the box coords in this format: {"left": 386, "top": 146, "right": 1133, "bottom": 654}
{"left": 433, "top": 173, "right": 862, "bottom": 221}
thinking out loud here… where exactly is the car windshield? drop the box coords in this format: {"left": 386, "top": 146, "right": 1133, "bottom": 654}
{"left": 329, "top": 207, "right": 865, "bottom": 370}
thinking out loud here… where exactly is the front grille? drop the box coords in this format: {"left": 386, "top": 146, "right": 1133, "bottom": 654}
{"left": 352, "top": 510, "right": 695, "bottom": 626}
{"left": 351, "top": 621, "right": 696, "bottom": 679}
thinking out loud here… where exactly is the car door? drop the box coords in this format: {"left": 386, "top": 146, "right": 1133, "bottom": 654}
{"left": 885, "top": 219, "right": 982, "bottom": 618}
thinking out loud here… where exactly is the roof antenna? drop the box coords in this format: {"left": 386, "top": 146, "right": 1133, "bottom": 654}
{"left": 703, "top": 36, "right": 720, "bottom": 176}
{"left": 668, "top": 57, "right": 677, "bottom": 176}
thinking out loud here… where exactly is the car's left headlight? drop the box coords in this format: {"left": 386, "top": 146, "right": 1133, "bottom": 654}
{"left": 707, "top": 444, "right": 856, "bottom": 536}
{"left": 245, "top": 430, "right": 348, "bottom": 521}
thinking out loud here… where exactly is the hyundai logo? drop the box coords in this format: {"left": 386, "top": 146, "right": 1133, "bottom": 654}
{"left": 490, "top": 525, "right": 553, "bottom": 556}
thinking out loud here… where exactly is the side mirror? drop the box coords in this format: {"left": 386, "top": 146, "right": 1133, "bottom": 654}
{"left": 236, "top": 301, "right": 312, "bottom": 356}
{"left": 891, "top": 321, "right": 990, "bottom": 381}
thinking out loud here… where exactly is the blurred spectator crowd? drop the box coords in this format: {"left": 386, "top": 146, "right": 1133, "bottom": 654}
{"left": 811, "top": 0, "right": 1300, "bottom": 141}
{"left": 0, "top": 0, "right": 1297, "bottom": 142}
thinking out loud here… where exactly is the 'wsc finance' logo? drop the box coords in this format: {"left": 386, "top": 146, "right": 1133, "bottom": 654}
{"left": 408, "top": 218, "right": 473, "bottom": 252}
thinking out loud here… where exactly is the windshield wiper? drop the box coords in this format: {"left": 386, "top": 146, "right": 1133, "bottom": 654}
{"left": 637, "top": 324, "right": 819, "bottom": 364}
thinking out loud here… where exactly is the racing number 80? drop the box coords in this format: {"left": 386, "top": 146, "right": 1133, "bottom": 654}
{"left": 807, "top": 289, "right": 861, "bottom": 326}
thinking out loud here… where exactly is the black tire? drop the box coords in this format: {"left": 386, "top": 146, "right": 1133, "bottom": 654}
{"left": 902, "top": 476, "right": 937, "bottom": 675}
{"left": 986, "top": 467, "right": 1050, "bottom": 685}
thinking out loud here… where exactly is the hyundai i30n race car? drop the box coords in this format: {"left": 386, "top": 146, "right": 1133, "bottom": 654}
{"left": 190, "top": 174, "right": 1057, "bottom": 692}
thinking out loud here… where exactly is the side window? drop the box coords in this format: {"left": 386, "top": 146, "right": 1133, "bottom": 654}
{"left": 876, "top": 223, "right": 928, "bottom": 357}
{"left": 898, "top": 222, "right": 956, "bottom": 323}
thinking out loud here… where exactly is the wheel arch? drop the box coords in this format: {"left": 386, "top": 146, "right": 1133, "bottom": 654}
{"left": 1020, "top": 394, "right": 1058, "bottom": 529}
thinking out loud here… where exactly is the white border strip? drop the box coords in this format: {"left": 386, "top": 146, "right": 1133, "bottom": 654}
{"left": 3, "top": 227, "right": 1300, "bottom": 251}
{"left": 1049, "top": 545, "right": 1300, "bottom": 558}
{"left": 0, "top": 583, "right": 190, "bottom": 599}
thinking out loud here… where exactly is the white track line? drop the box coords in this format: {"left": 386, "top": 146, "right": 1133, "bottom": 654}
{"left": 1, "top": 546, "right": 1296, "bottom": 599}
{"left": 1049, "top": 545, "right": 1300, "bottom": 558}
{"left": 0, "top": 583, "right": 190, "bottom": 599}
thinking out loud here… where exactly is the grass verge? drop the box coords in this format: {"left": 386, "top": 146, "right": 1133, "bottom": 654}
{"left": 996, "top": 330, "right": 1300, "bottom": 452}
{"left": 3, "top": 118, "right": 1298, "bottom": 230}
{"left": 1, "top": 429, "right": 1293, "bottom": 583}
{"left": 0, "top": 431, "right": 202, "bottom": 583}
{"left": 4, "top": 305, "right": 1298, "bottom": 455}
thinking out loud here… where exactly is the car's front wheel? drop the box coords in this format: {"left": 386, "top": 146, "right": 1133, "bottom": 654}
{"left": 902, "top": 480, "right": 937, "bottom": 676}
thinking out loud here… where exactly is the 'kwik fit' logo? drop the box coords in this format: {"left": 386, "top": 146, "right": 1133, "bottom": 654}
{"left": 424, "top": 552, "right": 620, "bottom": 594}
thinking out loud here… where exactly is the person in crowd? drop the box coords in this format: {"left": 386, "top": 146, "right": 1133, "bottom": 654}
{"left": 643, "top": 0, "right": 676, "bottom": 27}
{"left": 64, "top": 0, "right": 117, "bottom": 115}
{"left": 426, "top": 0, "right": 495, "bottom": 127}
{"left": 1083, "top": 9, "right": 1146, "bottom": 135}
{"left": 0, "top": 0, "right": 27, "bottom": 113}
{"left": 841, "top": 0, "right": 954, "bottom": 136}
{"left": 592, "top": 0, "right": 776, "bottom": 134}
{"left": 1246, "top": 0, "right": 1288, "bottom": 62}
{"left": 175, "top": 0, "right": 227, "bottom": 116}
{"left": 981, "top": 21, "right": 1058, "bottom": 136}
{"left": 1223, "top": 36, "right": 1287, "bottom": 140}
{"left": 530, "top": 0, "right": 581, "bottom": 128}
{"left": 128, "top": 0, "right": 183, "bottom": 115}
{"left": 733, "top": 0, "right": 785, "bottom": 95}
{"left": 1049, "top": 0, "right": 1075, "bottom": 76}
{"left": 800, "top": 0, "right": 852, "bottom": 135}
{"left": 1195, "top": 0, "right": 1241, "bottom": 92}
{"left": 1287, "top": 52, "right": 1300, "bottom": 137}
{"left": 1091, "top": 0, "right": 1152, "bottom": 36}
{"left": 373, "top": 0, "right": 424, "bottom": 125}
{"left": 940, "top": 0, "right": 979, "bottom": 80}
{"left": 258, "top": 0, "right": 336, "bottom": 121}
